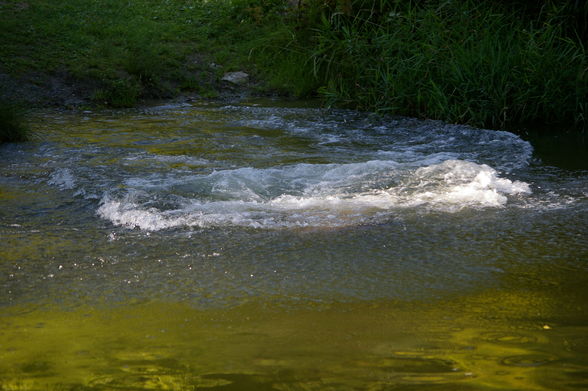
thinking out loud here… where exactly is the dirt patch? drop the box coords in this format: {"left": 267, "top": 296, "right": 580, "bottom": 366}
{"left": 0, "top": 69, "right": 96, "bottom": 108}
{"left": 0, "top": 65, "right": 270, "bottom": 109}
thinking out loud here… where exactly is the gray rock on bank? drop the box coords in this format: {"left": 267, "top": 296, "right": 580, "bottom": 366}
{"left": 221, "top": 71, "right": 249, "bottom": 85}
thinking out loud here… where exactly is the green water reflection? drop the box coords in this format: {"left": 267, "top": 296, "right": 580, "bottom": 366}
{"left": 1, "top": 289, "right": 587, "bottom": 391}
{"left": 1, "top": 102, "right": 587, "bottom": 390}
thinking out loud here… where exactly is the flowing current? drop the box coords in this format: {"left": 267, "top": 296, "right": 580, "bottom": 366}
{"left": 34, "top": 103, "right": 536, "bottom": 230}
{"left": 1, "top": 100, "right": 587, "bottom": 391}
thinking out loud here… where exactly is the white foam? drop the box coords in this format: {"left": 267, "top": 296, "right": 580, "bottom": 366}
{"left": 406, "top": 160, "right": 531, "bottom": 210}
{"left": 98, "top": 199, "right": 172, "bottom": 230}
{"left": 97, "top": 159, "right": 532, "bottom": 231}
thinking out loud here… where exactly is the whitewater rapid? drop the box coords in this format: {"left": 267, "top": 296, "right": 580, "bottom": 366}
{"left": 34, "top": 102, "right": 545, "bottom": 231}
{"left": 96, "top": 159, "right": 531, "bottom": 230}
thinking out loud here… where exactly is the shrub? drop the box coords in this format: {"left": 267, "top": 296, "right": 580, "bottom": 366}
{"left": 92, "top": 78, "right": 141, "bottom": 108}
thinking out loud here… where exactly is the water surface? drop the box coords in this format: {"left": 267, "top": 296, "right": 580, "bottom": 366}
{"left": 1, "top": 99, "right": 587, "bottom": 390}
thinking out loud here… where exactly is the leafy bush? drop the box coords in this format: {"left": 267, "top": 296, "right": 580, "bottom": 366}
{"left": 92, "top": 78, "right": 141, "bottom": 108}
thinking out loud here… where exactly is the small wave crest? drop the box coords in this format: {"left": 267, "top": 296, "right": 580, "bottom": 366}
{"left": 97, "top": 159, "right": 531, "bottom": 231}
{"left": 48, "top": 168, "right": 76, "bottom": 190}
{"left": 222, "top": 105, "right": 534, "bottom": 172}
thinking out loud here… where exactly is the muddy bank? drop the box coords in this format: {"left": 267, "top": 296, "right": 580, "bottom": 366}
{"left": 0, "top": 69, "right": 94, "bottom": 108}
{"left": 0, "top": 66, "right": 268, "bottom": 109}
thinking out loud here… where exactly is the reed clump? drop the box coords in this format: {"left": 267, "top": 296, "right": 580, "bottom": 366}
{"left": 256, "top": 0, "right": 587, "bottom": 131}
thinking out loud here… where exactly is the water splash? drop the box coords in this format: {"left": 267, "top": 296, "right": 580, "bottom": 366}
{"left": 97, "top": 159, "right": 530, "bottom": 231}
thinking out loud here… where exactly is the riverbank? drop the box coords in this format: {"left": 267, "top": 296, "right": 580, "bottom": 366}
{"left": 1, "top": 0, "right": 586, "bottom": 143}
{"left": 0, "top": 0, "right": 275, "bottom": 142}
{"left": 0, "top": 0, "right": 274, "bottom": 108}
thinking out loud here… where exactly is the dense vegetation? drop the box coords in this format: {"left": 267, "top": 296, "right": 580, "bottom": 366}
{"left": 259, "top": 0, "right": 587, "bottom": 131}
{"left": 0, "top": 0, "right": 586, "bottom": 139}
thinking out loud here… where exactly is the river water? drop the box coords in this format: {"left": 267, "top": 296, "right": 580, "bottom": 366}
{"left": 1, "top": 99, "right": 587, "bottom": 390}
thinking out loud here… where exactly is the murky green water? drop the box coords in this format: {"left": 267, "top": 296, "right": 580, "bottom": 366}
{"left": 1, "top": 99, "right": 587, "bottom": 390}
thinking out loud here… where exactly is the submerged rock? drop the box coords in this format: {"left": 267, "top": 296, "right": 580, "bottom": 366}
{"left": 221, "top": 71, "right": 249, "bottom": 85}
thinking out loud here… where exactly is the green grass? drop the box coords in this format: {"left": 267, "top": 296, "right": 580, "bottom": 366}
{"left": 0, "top": 101, "right": 28, "bottom": 143}
{"left": 0, "top": 0, "right": 283, "bottom": 107}
{"left": 256, "top": 0, "right": 587, "bottom": 131}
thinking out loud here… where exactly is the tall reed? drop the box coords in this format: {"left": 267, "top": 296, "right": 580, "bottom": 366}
{"left": 257, "top": 0, "right": 587, "bottom": 131}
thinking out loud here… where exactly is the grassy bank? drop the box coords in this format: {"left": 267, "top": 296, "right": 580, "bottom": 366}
{"left": 256, "top": 0, "right": 587, "bottom": 131}
{"left": 0, "top": 0, "right": 586, "bottom": 131}
{"left": 0, "top": 0, "right": 282, "bottom": 107}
